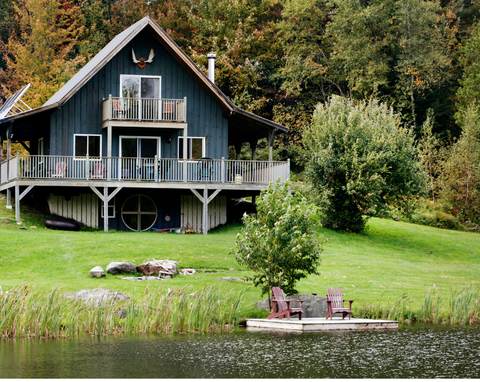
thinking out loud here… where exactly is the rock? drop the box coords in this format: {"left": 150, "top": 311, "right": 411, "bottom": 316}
{"left": 218, "top": 277, "right": 243, "bottom": 282}
{"left": 18, "top": 226, "right": 27, "bottom": 230}
{"left": 137, "top": 260, "right": 178, "bottom": 276}
{"left": 106, "top": 262, "right": 137, "bottom": 275}
{"left": 180, "top": 268, "right": 195, "bottom": 275}
{"left": 89, "top": 266, "right": 106, "bottom": 278}
{"left": 253, "top": 293, "right": 329, "bottom": 318}
{"left": 30, "top": 226, "right": 37, "bottom": 229}
{"left": 65, "top": 288, "right": 127, "bottom": 307}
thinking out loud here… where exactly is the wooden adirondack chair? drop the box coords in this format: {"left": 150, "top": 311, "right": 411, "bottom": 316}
{"left": 90, "top": 162, "right": 105, "bottom": 179}
{"left": 267, "top": 287, "right": 304, "bottom": 320}
{"left": 112, "top": 99, "right": 125, "bottom": 119}
{"left": 51, "top": 162, "right": 67, "bottom": 178}
{"left": 326, "top": 287, "right": 354, "bottom": 320}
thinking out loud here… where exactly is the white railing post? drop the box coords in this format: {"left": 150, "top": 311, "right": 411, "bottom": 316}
{"left": 86, "top": 154, "right": 90, "bottom": 180}
{"left": 221, "top": 157, "right": 225, "bottom": 183}
{"left": 16, "top": 153, "right": 20, "bottom": 179}
{"left": 287, "top": 158, "right": 290, "bottom": 182}
{"left": 154, "top": 155, "right": 158, "bottom": 182}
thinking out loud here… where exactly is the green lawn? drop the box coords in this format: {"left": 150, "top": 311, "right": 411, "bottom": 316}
{"left": 1, "top": 194, "right": 479, "bottom": 319}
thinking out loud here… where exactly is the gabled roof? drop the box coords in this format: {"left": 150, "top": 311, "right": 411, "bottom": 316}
{"left": 2, "top": 16, "right": 287, "bottom": 138}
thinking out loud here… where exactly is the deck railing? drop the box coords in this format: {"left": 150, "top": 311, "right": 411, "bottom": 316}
{"left": 2, "top": 155, "right": 290, "bottom": 185}
{"left": 102, "top": 96, "right": 187, "bottom": 123}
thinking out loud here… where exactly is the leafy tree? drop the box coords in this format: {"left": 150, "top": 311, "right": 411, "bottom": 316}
{"left": 273, "top": 0, "right": 332, "bottom": 146}
{"left": 394, "top": 0, "right": 453, "bottom": 129}
{"left": 304, "top": 95, "right": 424, "bottom": 233}
{"left": 440, "top": 103, "right": 480, "bottom": 224}
{"left": 0, "top": 0, "right": 86, "bottom": 107}
{"left": 233, "top": 179, "right": 322, "bottom": 309}
{"left": 418, "top": 109, "right": 443, "bottom": 207}
{"left": 456, "top": 20, "right": 480, "bottom": 124}
{"left": 326, "top": 0, "right": 393, "bottom": 99}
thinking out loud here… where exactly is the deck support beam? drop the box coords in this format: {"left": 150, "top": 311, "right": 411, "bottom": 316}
{"left": 15, "top": 185, "right": 19, "bottom": 222}
{"left": 189, "top": 187, "right": 222, "bottom": 234}
{"left": 90, "top": 186, "right": 123, "bottom": 232}
{"left": 13, "top": 185, "right": 35, "bottom": 224}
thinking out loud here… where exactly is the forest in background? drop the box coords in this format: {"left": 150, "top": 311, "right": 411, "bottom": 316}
{"left": 1, "top": 0, "right": 480, "bottom": 229}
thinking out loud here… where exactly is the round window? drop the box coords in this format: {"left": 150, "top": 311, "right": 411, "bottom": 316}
{"left": 121, "top": 194, "right": 157, "bottom": 231}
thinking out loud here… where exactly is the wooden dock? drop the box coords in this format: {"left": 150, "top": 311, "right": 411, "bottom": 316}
{"left": 246, "top": 317, "right": 398, "bottom": 331}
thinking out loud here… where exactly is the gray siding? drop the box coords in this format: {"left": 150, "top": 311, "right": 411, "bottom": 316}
{"left": 49, "top": 29, "right": 229, "bottom": 159}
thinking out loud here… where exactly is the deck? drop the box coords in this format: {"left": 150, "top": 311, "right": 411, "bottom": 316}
{"left": 246, "top": 317, "right": 399, "bottom": 331}
{"left": 0, "top": 155, "right": 289, "bottom": 189}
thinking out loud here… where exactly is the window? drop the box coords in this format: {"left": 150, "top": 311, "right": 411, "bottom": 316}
{"left": 120, "top": 75, "right": 160, "bottom": 99}
{"left": 38, "top": 137, "right": 44, "bottom": 156}
{"left": 101, "top": 198, "right": 116, "bottom": 219}
{"left": 121, "top": 194, "right": 157, "bottom": 231}
{"left": 178, "top": 137, "right": 205, "bottom": 160}
{"left": 74, "top": 134, "right": 101, "bottom": 158}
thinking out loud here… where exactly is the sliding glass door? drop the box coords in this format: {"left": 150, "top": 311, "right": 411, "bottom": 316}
{"left": 120, "top": 136, "right": 160, "bottom": 180}
{"left": 120, "top": 75, "right": 161, "bottom": 120}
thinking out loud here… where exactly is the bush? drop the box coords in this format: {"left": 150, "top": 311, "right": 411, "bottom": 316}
{"left": 304, "top": 96, "right": 424, "bottom": 233}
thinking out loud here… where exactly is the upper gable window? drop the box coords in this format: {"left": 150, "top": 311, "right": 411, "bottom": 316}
{"left": 120, "top": 75, "right": 161, "bottom": 99}
{"left": 74, "top": 134, "right": 101, "bottom": 158}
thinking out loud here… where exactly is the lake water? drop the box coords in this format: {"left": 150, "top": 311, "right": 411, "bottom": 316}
{"left": 1, "top": 325, "right": 479, "bottom": 378}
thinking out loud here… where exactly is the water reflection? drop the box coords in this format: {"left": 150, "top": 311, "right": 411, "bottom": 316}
{"left": 1, "top": 326, "right": 479, "bottom": 378}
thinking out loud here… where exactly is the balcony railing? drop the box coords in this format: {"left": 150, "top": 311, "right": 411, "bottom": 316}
{"left": 1, "top": 155, "right": 290, "bottom": 185}
{"left": 102, "top": 96, "right": 187, "bottom": 123}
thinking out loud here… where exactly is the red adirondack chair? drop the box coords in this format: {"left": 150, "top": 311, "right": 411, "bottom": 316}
{"left": 267, "top": 287, "right": 304, "bottom": 320}
{"left": 90, "top": 162, "right": 105, "bottom": 179}
{"left": 51, "top": 162, "right": 67, "bottom": 178}
{"left": 326, "top": 287, "right": 354, "bottom": 320}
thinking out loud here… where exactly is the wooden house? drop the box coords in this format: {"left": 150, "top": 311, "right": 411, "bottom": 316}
{"left": 0, "top": 16, "right": 289, "bottom": 233}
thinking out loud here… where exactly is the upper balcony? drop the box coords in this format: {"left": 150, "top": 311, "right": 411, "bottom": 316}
{"left": 101, "top": 96, "right": 187, "bottom": 129}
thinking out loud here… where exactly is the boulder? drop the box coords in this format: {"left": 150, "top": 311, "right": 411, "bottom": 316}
{"left": 136, "top": 260, "right": 178, "bottom": 276}
{"left": 253, "top": 293, "right": 328, "bottom": 318}
{"left": 106, "top": 262, "right": 136, "bottom": 275}
{"left": 89, "top": 266, "right": 106, "bottom": 278}
{"left": 218, "top": 277, "right": 243, "bottom": 282}
{"left": 65, "top": 288, "right": 127, "bottom": 307}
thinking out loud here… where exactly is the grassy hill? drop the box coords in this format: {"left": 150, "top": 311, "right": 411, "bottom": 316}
{"left": 1, "top": 193, "right": 479, "bottom": 321}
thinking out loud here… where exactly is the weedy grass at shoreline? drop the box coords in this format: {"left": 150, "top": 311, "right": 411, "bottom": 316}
{"left": 0, "top": 283, "right": 244, "bottom": 339}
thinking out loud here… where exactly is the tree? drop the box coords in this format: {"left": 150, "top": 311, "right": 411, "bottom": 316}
{"left": 456, "top": 21, "right": 480, "bottom": 124}
{"left": 233, "top": 179, "right": 322, "bottom": 310}
{"left": 326, "top": 0, "right": 393, "bottom": 100}
{"left": 418, "top": 109, "right": 443, "bottom": 207}
{"left": 394, "top": 0, "right": 453, "bottom": 129}
{"left": 304, "top": 95, "right": 424, "bottom": 233}
{"left": 440, "top": 103, "right": 480, "bottom": 224}
{"left": 0, "top": 0, "right": 86, "bottom": 108}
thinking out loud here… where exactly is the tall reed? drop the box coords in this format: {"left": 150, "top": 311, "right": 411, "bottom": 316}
{"left": 0, "top": 283, "right": 245, "bottom": 339}
{"left": 355, "top": 284, "right": 479, "bottom": 325}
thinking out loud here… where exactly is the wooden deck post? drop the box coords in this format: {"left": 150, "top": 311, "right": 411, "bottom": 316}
{"left": 203, "top": 188, "right": 208, "bottom": 235}
{"left": 183, "top": 125, "right": 188, "bottom": 182}
{"left": 6, "top": 122, "right": 12, "bottom": 183}
{"left": 104, "top": 187, "right": 109, "bottom": 232}
{"left": 15, "top": 184, "right": 20, "bottom": 223}
{"left": 267, "top": 130, "right": 275, "bottom": 162}
{"left": 250, "top": 139, "right": 258, "bottom": 160}
{"left": 221, "top": 157, "right": 225, "bottom": 183}
{"left": 107, "top": 124, "right": 112, "bottom": 180}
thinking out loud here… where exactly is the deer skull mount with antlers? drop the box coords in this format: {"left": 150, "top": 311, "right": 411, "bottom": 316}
{"left": 132, "top": 49, "right": 155, "bottom": 69}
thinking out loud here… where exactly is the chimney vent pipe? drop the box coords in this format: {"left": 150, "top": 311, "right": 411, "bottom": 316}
{"left": 207, "top": 53, "right": 216, "bottom": 83}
